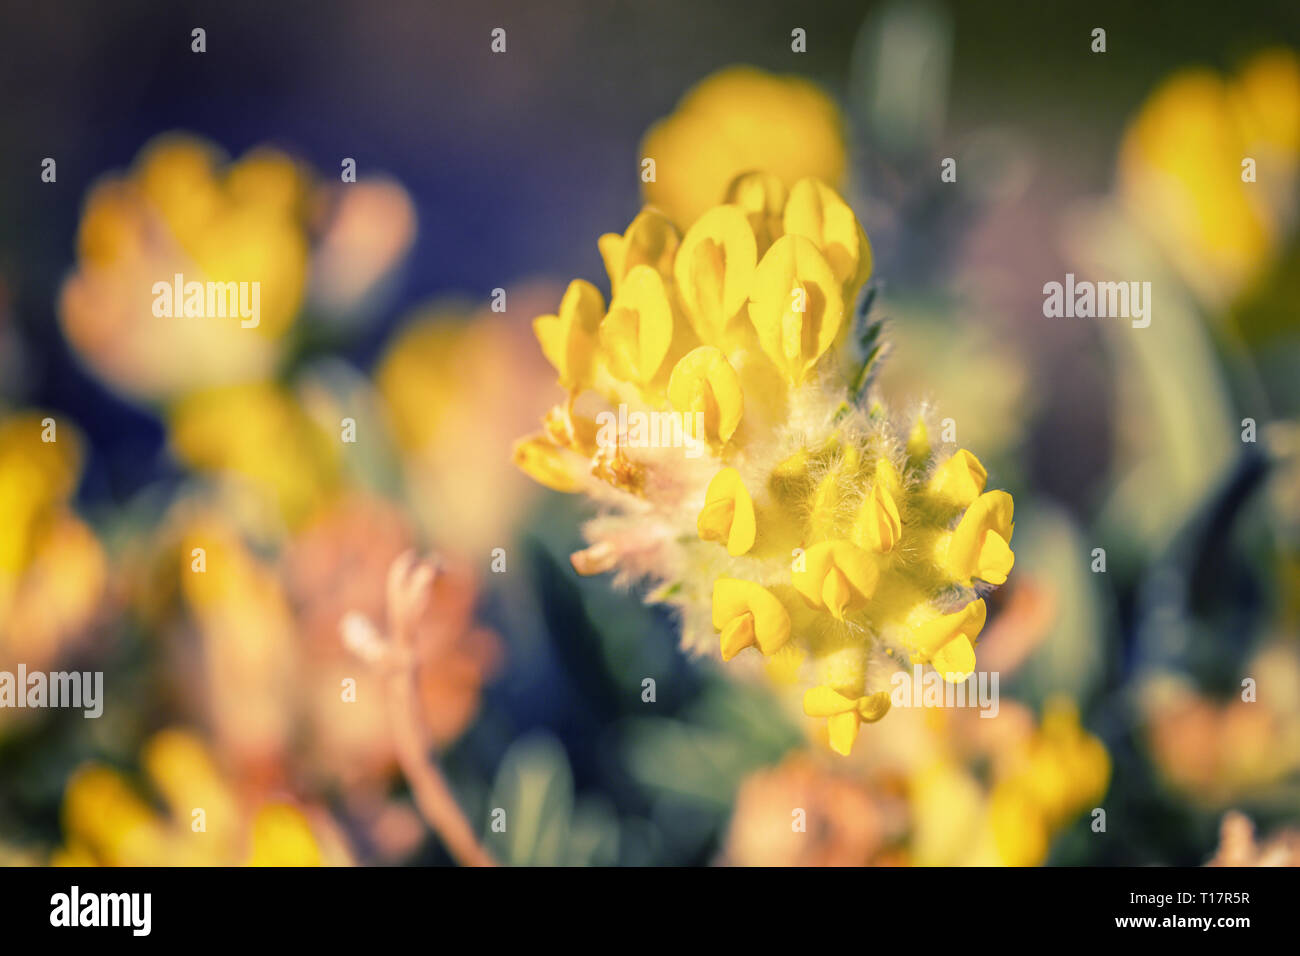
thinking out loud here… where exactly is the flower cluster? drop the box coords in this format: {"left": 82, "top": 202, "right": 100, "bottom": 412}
{"left": 515, "top": 173, "right": 1016, "bottom": 754}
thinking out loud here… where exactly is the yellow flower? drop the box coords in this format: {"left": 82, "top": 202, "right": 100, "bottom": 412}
{"left": 600, "top": 265, "right": 677, "bottom": 389}
{"left": 533, "top": 279, "right": 605, "bottom": 392}
{"left": 376, "top": 293, "right": 556, "bottom": 554}
{"left": 748, "top": 235, "right": 846, "bottom": 385}
{"left": 641, "top": 66, "right": 846, "bottom": 229}
{"left": 697, "top": 467, "right": 757, "bottom": 555}
{"left": 943, "top": 490, "right": 1016, "bottom": 586}
{"left": 667, "top": 346, "right": 744, "bottom": 442}
{"left": 511, "top": 435, "right": 588, "bottom": 494}
{"left": 852, "top": 459, "right": 903, "bottom": 553}
{"left": 516, "top": 155, "right": 1015, "bottom": 755}
{"left": 1119, "top": 49, "right": 1300, "bottom": 309}
{"left": 0, "top": 413, "right": 105, "bottom": 672}
{"left": 60, "top": 135, "right": 310, "bottom": 402}
{"left": 598, "top": 208, "right": 680, "bottom": 294}
{"left": 990, "top": 699, "right": 1110, "bottom": 866}
{"left": 673, "top": 205, "right": 757, "bottom": 346}
{"left": 792, "top": 540, "right": 879, "bottom": 620}
{"left": 168, "top": 382, "right": 339, "bottom": 529}
{"left": 247, "top": 805, "right": 324, "bottom": 866}
{"left": 176, "top": 516, "right": 298, "bottom": 769}
{"left": 60, "top": 133, "right": 414, "bottom": 404}
{"left": 711, "top": 578, "right": 791, "bottom": 661}
{"left": 928, "top": 448, "right": 987, "bottom": 508}
{"left": 54, "top": 729, "right": 338, "bottom": 866}
{"left": 782, "top": 177, "right": 872, "bottom": 288}
{"left": 803, "top": 686, "right": 892, "bottom": 756}
{"left": 906, "top": 599, "right": 986, "bottom": 679}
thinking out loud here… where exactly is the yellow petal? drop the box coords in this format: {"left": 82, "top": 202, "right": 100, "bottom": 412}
{"left": 929, "top": 449, "right": 988, "bottom": 508}
{"left": 725, "top": 170, "right": 787, "bottom": 252}
{"left": 533, "top": 279, "right": 605, "bottom": 390}
{"left": 747, "top": 235, "right": 844, "bottom": 384}
{"left": 821, "top": 565, "right": 854, "bottom": 620}
{"left": 782, "top": 178, "right": 872, "bottom": 287}
{"left": 803, "top": 685, "right": 858, "bottom": 716}
{"left": 857, "top": 690, "right": 892, "bottom": 723}
{"left": 805, "top": 686, "right": 890, "bottom": 755}
{"left": 853, "top": 460, "right": 902, "bottom": 553}
{"left": 712, "top": 578, "right": 791, "bottom": 656}
{"left": 673, "top": 205, "right": 757, "bottom": 345}
{"left": 667, "top": 346, "right": 744, "bottom": 442}
{"left": 826, "top": 711, "right": 861, "bottom": 755}
{"left": 599, "top": 265, "right": 675, "bottom": 385}
{"left": 696, "top": 497, "right": 736, "bottom": 543}
{"left": 909, "top": 599, "right": 986, "bottom": 680}
{"left": 946, "top": 491, "right": 1015, "bottom": 585}
{"left": 719, "top": 611, "right": 756, "bottom": 661}
{"left": 697, "top": 467, "right": 756, "bottom": 555}
{"left": 511, "top": 435, "right": 584, "bottom": 493}
{"left": 599, "top": 208, "right": 680, "bottom": 294}
{"left": 791, "top": 540, "right": 879, "bottom": 615}
{"left": 247, "top": 804, "right": 322, "bottom": 867}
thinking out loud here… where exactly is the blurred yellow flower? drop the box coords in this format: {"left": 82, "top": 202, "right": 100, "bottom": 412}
{"left": 53, "top": 728, "right": 343, "bottom": 866}
{"left": 1118, "top": 48, "right": 1300, "bottom": 310}
{"left": 60, "top": 135, "right": 310, "bottom": 401}
{"left": 641, "top": 67, "right": 847, "bottom": 229}
{"left": 0, "top": 412, "right": 106, "bottom": 676}
{"left": 376, "top": 289, "right": 557, "bottom": 555}
{"left": 59, "top": 134, "right": 416, "bottom": 404}
{"left": 168, "top": 382, "right": 340, "bottom": 531}
{"left": 988, "top": 698, "right": 1110, "bottom": 866}
{"left": 908, "top": 698, "right": 1108, "bottom": 866}
{"left": 176, "top": 514, "right": 299, "bottom": 782}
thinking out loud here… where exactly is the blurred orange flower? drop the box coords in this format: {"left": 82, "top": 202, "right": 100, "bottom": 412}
{"left": 723, "top": 753, "right": 905, "bottom": 866}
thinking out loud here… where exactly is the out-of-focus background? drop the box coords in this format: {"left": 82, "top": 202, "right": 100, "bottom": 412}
{"left": 1, "top": 0, "right": 1299, "bottom": 865}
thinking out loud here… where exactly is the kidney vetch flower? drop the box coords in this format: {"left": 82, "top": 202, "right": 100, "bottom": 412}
{"left": 514, "top": 173, "right": 1015, "bottom": 755}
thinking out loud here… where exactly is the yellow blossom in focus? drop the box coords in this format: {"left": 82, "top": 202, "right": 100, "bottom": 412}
{"left": 515, "top": 167, "right": 1016, "bottom": 755}
{"left": 641, "top": 66, "right": 847, "bottom": 229}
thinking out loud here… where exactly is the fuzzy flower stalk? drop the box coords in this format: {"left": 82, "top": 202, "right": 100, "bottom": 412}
{"left": 514, "top": 173, "right": 1015, "bottom": 756}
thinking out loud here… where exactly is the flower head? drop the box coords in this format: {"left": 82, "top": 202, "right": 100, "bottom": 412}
{"left": 515, "top": 172, "right": 1016, "bottom": 755}
{"left": 640, "top": 67, "right": 847, "bottom": 229}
